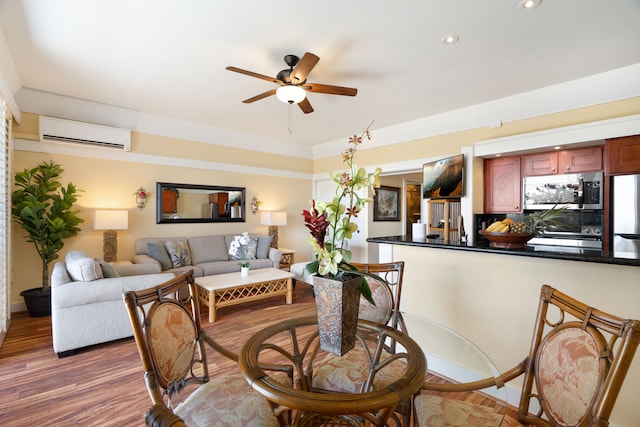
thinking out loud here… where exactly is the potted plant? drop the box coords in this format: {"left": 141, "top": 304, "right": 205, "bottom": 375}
{"left": 238, "top": 261, "right": 250, "bottom": 276}
{"left": 11, "top": 161, "right": 84, "bottom": 316}
{"left": 301, "top": 122, "right": 382, "bottom": 355}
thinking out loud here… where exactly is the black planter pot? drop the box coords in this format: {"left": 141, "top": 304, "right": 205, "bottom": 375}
{"left": 20, "top": 287, "right": 52, "bottom": 317}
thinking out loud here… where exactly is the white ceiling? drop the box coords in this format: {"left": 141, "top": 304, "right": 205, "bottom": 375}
{"left": 1, "top": 0, "right": 640, "bottom": 150}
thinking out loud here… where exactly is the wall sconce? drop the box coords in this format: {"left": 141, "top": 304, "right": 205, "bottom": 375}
{"left": 251, "top": 197, "right": 261, "bottom": 215}
{"left": 261, "top": 211, "right": 287, "bottom": 248}
{"left": 134, "top": 186, "right": 149, "bottom": 211}
{"left": 94, "top": 209, "right": 128, "bottom": 262}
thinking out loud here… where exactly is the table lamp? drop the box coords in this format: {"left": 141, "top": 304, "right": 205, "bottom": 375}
{"left": 94, "top": 209, "right": 128, "bottom": 262}
{"left": 261, "top": 211, "right": 287, "bottom": 248}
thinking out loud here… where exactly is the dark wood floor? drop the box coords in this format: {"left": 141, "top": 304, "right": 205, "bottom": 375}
{"left": 1, "top": 282, "right": 515, "bottom": 426}
{"left": 0, "top": 283, "right": 318, "bottom": 426}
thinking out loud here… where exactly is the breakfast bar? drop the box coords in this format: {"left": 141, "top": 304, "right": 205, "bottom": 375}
{"left": 366, "top": 235, "right": 640, "bottom": 425}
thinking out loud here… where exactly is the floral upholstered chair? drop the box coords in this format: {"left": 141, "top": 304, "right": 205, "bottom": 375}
{"left": 124, "top": 270, "right": 289, "bottom": 427}
{"left": 414, "top": 284, "right": 640, "bottom": 427}
{"left": 311, "top": 262, "right": 412, "bottom": 424}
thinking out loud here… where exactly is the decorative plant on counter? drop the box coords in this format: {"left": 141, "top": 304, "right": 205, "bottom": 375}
{"left": 301, "top": 121, "right": 381, "bottom": 305}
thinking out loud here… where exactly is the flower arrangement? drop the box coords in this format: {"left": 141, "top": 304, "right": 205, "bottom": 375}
{"left": 134, "top": 186, "right": 150, "bottom": 210}
{"left": 250, "top": 197, "right": 261, "bottom": 215}
{"left": 302, "top": 122, "right": 381, "bottom": 304}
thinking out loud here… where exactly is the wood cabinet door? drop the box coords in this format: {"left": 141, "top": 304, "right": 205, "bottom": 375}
{"left": 484, "top": 156, "right": 522, "bottom": 213}
{"left": 209, "top": 193, "right": 229, "bottom": 216}
{"left": 559, "top": 146, "right": 603, "bottom": 173}
{"left": 523, "top": 152, "right": 558, "bottom": 176}
{"left": 605, "top": 135, "right": 640, "bottom": 175}
{"left": 161, "top": 189, "right": 177, "bottom": 213}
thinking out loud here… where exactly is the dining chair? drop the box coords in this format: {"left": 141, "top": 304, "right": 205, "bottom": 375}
{"left": 123, "top": 270, "right": 288, "bottom": 427}
{"left": 145, "top": 403, "right": 187, "bottom": 427}
{"left": 414, "top": 284, "right": 640, "bottom": 427}
{"left": 311, "top": 262, "right": 411, "bottom": 424}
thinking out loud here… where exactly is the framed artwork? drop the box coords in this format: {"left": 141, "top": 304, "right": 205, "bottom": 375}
{"left": 374, "top": 186, "right": 401, "bottom": 221}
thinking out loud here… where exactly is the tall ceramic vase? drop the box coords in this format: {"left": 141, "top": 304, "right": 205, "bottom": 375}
{"left": 312, "top": 274, "right": 362, "bottom": 356}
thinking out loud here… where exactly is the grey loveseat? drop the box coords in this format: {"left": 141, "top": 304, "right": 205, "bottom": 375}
{"left": 131, "top": 233, "right": 282, "bottom": 277}
{"left": 51, "top": 250, "right": 174, "bottom": 357}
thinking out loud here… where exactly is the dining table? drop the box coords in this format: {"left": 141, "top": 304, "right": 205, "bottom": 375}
{"left": 238, "top": 305, "right": 507, "bottom": 426}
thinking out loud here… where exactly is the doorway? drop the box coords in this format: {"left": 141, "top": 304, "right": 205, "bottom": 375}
{"left": 405, "top": 182, "right": 422, "bottom": 235}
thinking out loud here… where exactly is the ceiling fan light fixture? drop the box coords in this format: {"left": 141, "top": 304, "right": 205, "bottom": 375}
{"left": 276, "top": 85, "right": 306, "bottom": 104}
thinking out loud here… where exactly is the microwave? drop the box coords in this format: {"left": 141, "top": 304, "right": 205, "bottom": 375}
{"left": 523, "top": 172, "right": 603, "bottom": 210}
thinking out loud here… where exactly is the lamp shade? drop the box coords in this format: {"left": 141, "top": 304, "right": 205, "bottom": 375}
{"left": 276, "top": 85, "right": 306, "bottom": 104}
{"left": 93, "top": 209, "right": 129, "bottom": 230}
{"left": 261, "top": 211, "right": 287, "bottom": 226}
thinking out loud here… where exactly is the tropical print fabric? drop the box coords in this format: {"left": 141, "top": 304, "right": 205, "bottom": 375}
{"left": 150, "top": 303, "right": 197, "bottom": 383}
{"left": 175, "top": 373, "right": 279, "bottom": 427}
{"left": 537, "top": 328, "right": 600, "bottom": 425}
{"left": 414, "top": 395, "right": 503, "bottom": 427}
{"left": 149, "top": 302, "right": 279, "bottom": 426}
{"left": 312, "top": 345, "right": 406, "bottom": 393}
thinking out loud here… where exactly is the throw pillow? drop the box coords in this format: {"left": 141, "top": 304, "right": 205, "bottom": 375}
{"left": 256, "top": 235, "right": 273, "bottom": 259}
{"left": 228, "top": 232, "right": 258, "bottom": 260}
{"left": 147, "top": 242, "right": 173, "bottom": 270}
{"left": 66, "top": 250, "right": 104, "bottom": 281}
{"left": 164, "top": 240, "right": 192, "bottom": 268}
{"left": 95, "top": 258, "right": 120, "bottom": 278}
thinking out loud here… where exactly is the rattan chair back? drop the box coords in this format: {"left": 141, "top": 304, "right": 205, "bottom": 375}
{"left": 515, "top": 284, "right": 640, "bottom": 426}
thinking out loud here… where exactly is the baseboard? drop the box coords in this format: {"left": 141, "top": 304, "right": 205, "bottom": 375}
{"left": 10, "top": 301, "right": 26, "bottom": 314}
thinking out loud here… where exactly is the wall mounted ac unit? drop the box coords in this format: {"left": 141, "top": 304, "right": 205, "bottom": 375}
{"left": 39, "top": 116, "right": 131, "bottom": 151}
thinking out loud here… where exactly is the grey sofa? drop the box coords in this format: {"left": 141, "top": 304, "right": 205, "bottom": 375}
{"left": 132, "top": 233, "right": 282, "bottom": 277}
{"left": 51, "top": 250, "right": 174, "bottom": 357}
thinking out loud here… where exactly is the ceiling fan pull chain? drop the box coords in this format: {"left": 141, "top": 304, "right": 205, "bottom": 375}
{"left": 288, "top": 103, "right": 294, "bottom": 135}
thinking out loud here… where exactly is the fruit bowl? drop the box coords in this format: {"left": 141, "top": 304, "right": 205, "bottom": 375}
{"left": 479, "top": 230, "right": 533, "bottom": 249}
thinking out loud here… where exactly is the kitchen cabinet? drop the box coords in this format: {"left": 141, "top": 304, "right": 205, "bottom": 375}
{"left": 209, "top": 192, "right": 229, "bottom": 216}
{"left": 161, "top": 189, "right": 177, "bottom": 214}
{"left": 559, "top": 146, "right": 602, "bottom": 173}
{"left": 523, "top": 147, "right": 602, "bottom": 176}
{"left": 523, "top": 152, "right": 558, "bottom": 176}
{"left": 484, "top": 156, "right": 522, "bottom": 213}
{"left": 605, "top": 135, "right": 640, "bottom": 175}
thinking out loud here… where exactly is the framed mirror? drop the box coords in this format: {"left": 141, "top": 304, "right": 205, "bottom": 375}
{"left": 156, "top": 182, "right": 246, "bottom": 223}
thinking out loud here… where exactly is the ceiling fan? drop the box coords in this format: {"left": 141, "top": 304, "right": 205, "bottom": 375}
{"left": 225, "top": 52, "right": 357, "bottom": 114}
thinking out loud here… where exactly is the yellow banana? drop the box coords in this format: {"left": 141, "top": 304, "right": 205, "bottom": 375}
{"left": 486, "top": 221, "right": 502, "bottom": 232}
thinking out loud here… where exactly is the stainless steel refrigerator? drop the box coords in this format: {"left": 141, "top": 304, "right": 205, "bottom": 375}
{"left": 613, "top": 174, "right": 640, "bottom": 259}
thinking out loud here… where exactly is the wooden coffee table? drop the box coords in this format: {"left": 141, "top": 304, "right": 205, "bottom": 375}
{"left": 195, "top": 268, "right": 294, "bottom": 322}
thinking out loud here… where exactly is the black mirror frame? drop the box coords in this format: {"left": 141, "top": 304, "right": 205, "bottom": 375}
{"left": 156, "top": 182, "right": 246, "bottom": 224}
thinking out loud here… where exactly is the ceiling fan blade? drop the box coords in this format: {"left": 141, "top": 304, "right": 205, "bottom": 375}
{"left": 242, "top": 89, "right": 277, "bottom": 103}
{"left": 226, "top": 66, "right": 282, "bottom": 84}
{"left": 298, "top": 98, "right": 314, "bottom": 114}
{"left": 290, "top": 52, "right": 320, "bottom": 85}
{"left": 303, "top": 83, "right": 357, "bottom": 97}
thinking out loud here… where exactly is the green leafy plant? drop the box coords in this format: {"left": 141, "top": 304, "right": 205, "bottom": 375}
{"left": 238, "top": 261, "right": 250, "bottom": 268}
{"left": 525, "top": 205, "right": 569, "bottom": 236}
{"left": 302, "top": 122, "right": 382, "bottom": 304}
{"left": 11, "top": 161, "right": 84, "bottom": 291}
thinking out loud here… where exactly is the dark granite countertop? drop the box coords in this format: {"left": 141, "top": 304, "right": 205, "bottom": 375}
{"left": 366, "top": 235, "right": 640, "bottom": 267}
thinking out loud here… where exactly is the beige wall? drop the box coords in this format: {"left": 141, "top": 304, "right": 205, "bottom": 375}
{"left": 392, "top": 244, "right": 640, "bottom": 427}
{"left": 11, "top": 99, "right": 640, "bottom": 307}
{"left": 11, "top": 117, "right": 315, "bottom": 305}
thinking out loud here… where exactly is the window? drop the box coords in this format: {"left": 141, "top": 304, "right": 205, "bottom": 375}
{"left": 0, "top": 97, "right": 12, "bottom": 338}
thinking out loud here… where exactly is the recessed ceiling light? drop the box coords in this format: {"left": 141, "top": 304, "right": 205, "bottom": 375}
{"left": 554, "top": 146, "right": 562, "bottom": 150}
{"left": 442, "top": 34, "right": 459, "bottom": 44}
{"left": 519, "top": 0, "right": 541, "bottom": 10}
